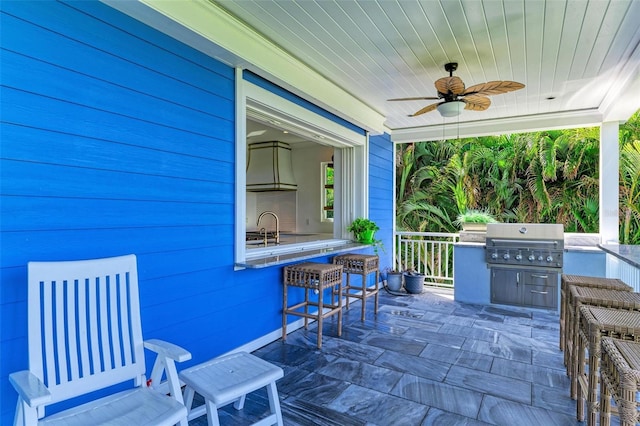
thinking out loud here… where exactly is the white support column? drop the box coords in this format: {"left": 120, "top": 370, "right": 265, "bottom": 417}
{"left": 599, "top": 121, "right": 620, "bottom": 243}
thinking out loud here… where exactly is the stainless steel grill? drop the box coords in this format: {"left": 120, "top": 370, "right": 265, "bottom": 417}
{"left": 485, "top": 223, "right": 564, "bottom": 269}
{"left": 485, "top": 223, "right": 564, "bottom": 310}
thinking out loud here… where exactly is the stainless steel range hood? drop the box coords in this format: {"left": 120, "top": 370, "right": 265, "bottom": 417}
{"left": 246, "top": 141, "right": 297, "bottom": 192}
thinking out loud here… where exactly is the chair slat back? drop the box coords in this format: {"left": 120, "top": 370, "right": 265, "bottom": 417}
{"left": 27, "top": 255, "right": 146, "bottom": 404}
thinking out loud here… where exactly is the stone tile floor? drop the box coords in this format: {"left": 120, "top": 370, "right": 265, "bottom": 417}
{"left": 189, "top": 286, "right": 596, "bottom": 425}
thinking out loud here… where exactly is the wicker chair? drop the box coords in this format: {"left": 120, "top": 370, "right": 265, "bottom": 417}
{"left": 599, "top": 337, "right": 640, "bottom": 426}
{"left": 565, "top": 285, "right": 640, "bottom": 398}
{"left": 560, "top": 274, "right": 631, "bottom": 353}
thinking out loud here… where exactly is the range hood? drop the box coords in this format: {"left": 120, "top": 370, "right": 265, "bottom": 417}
{"left": 246, "top": 141, "right": 297, "bottom": 192}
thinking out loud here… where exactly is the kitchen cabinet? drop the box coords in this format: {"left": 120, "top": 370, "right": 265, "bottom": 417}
{"left": 490, "top": 267, "right": 558, "bottom": 309}
{"left": 490, "top": 268, "right": 521, "bottom": 306}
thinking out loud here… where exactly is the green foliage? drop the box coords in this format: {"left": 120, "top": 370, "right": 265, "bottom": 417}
{"left": 395, "top": 110, "right": 640, "bottom": 244}
{"left": 455, "top": 209, "right": 498, "bottom": 226}
{"left": 347, "top": 217, "right": 379, "bottom": 234}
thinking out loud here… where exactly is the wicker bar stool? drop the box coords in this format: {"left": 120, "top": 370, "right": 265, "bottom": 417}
{"left": 565, "top": 286, "right": 640, "bottom": 398}
{"left": 599, "top": 337, "right": 640, "bottom": 426}
{"left": 575, "top": 306, "right": 640, "bottom": 426}
{"left": 332, "top": 254, "right": 380, "bottom": 321}
{"left": 560, "top": 274, "right": 632, "bottom": 353}
{"left": 282, "top": 262, "right": 343, "bottom": 349}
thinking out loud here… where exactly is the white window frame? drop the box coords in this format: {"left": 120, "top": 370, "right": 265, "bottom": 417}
{"left": 235, "top": 69, "right": 368, "bottom": 266}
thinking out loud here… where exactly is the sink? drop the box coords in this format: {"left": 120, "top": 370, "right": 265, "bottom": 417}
{"left": 246, "top": 231, "right": 277, "bottom": 241}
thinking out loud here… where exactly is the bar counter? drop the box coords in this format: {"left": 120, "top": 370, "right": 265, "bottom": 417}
{"left": 598, "top": 244, "right": 640, "bottom": 269}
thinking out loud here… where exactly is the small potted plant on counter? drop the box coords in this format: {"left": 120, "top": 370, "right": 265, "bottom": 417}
{"left": 347, "top": 217, "right": 380, "bottom": 244}
{"left": 454, "top": 209, "right": 498, "bottom": 232}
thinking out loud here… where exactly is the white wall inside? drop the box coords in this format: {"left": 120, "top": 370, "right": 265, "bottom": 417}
{"left": 292, "top": 144, "right": 334, "bottom": 234}
{"left": 248, "top": 192, "right": 297, "bottom": 232}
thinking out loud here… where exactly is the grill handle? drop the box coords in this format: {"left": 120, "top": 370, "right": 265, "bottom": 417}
{"left": 531, "top": 274, "right": 548, "bottom": 279}
{"left": 530, "top": 290, "right": 549, "bottom": 295}
{"left": 487, "top": 239, "right": 559, "bottom": 246}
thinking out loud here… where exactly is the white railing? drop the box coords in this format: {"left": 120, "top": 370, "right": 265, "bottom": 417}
{"left": 394, "top": 232, "right": 460, "bottom": 288}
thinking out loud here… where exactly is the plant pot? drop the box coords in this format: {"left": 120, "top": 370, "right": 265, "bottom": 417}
{"left": 386, "top": 272, "right": 403, "bottom": 291}
{"left": 404, "top": 273, "right": 425, "bottom": 294}
{"left": 461, "top": 222, "right": 488, "bottom": 232}
{"left": 358, "top": 229, "right": 376, "bottom": 243}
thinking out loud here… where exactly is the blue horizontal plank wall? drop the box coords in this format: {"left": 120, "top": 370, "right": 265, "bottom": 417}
{"left": 369, "top": 133, "right": 395, "bottom": 271}
{"left": 2, "top": 1, "right": 268, "bottom": 421}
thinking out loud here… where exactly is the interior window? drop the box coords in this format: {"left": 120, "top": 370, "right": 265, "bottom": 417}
{"left": 321, "top": 161, "right": 334, "bottom": 222}
{"left": 235, "top": 72, "right": 368, "bottom": 265}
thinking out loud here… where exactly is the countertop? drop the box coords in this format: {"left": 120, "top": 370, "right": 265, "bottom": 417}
{"left": 236, "top": 241, "right": 369, "bottom": 268}
{"left": 598, "top": 244, "right": 640, "bottom": 268}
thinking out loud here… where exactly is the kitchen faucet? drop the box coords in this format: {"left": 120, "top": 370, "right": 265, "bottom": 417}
{"left": 257, "top": 211, "right": 280, "bottom": 245}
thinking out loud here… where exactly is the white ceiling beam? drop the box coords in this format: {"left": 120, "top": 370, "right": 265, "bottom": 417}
{"left": 390, "top": 109, "right": 605, "bottom": 143}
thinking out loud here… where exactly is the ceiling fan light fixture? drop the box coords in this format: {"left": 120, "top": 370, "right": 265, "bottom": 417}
{"left": 437, "top": 101, "right": 465, "bottom": 117}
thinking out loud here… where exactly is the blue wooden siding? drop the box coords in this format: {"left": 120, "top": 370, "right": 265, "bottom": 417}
{"left": 369, "top": 133, "right": 395, "bottom": 270}
{"left": 0, "top": 1, "right": 238, "bottom": 420}
{"left": 0, "top": 1, "right": 393, "bottom": 422}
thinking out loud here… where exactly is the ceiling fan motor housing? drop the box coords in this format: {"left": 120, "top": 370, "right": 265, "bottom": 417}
{"left": 444, "top": 62, "right": 458, "bottom": 75}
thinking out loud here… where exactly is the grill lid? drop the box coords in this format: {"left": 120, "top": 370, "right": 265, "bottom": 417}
{"left": 486, "top": 223, "right": 564, "bottom": 241}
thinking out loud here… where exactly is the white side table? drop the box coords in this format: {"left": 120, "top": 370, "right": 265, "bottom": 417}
{"left": 180, "top": 352, "right": 284, "bottom": 426}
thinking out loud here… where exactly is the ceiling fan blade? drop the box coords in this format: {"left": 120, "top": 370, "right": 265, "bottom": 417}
{"left": 464, "top": 81, "right": 525, "bottom": 96}
{"left": 388, "top": 96, "right": 440, "bottom": 101}
{"left": 435, "top": 76, "right": 465, "bottom": 96}
{"left": 463, "top": 95, "right": 491, "bottom": 111}
{"left": 410, "top": 102, "right": 440, "bottom": 117}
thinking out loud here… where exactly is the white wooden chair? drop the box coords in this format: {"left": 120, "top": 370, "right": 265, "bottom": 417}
{"left": 9, "top": 254, "right": 192, "bottom": 426}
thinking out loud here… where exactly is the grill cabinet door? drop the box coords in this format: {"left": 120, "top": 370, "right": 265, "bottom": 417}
{"left": 490, "top": 268, "right": 522, "bottom": 306}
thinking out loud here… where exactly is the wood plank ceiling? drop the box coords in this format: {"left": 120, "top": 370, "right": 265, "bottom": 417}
{"left": 216, "top": 0, "right": 640, "bottom": 138}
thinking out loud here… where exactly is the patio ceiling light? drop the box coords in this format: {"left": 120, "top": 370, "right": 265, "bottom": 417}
{"left": 437, "top": 101, "right": 465, "bottom": 117}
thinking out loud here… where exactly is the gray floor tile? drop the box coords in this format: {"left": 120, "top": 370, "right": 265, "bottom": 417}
{"left": 376, "top": 349, "right": 451, "bottom": 382}
{"left": 461, "top": 336, "right": 533, "bottom": 363}
{"left": 404, "top": 326, "right": 467, "bottom": 349}
{"left": 454, "top": 349, "right": 495, "bottom": 372}
{"left": 391, "top": 374, "right": 483, "bottom": 419}
{"left": 532, "top": 382, "right": 576, "bottom": 415}
{"left": 421, "top": 408, "right": 493, "bottom": 425}
{"left": 420, "top": 342, "right": 460, "bottom": 364}
{"left": 444, "top": 365, "right": 532, "bottom": 404}
{"left": 438, "top": 322, "right": 499, "bottom": 342}
{"left": 316, "top": 356, "right": 403, "bottom": 393}
{"left": 478, "top": 394, "right": 581, "bottom": 425}
{"left": 328, "top": 383, "right": 429, "bottom": 425}
{"left": 360, "top": 330, "right": 427, "bottom": 355}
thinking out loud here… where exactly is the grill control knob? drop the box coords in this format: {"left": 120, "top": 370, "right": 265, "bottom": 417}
{"left": 537, "top": 256, "right": 543, "bottom": 261}
{"left": 546, "top": 255, "right": 553, "bottom": 262}
{"left": 515, "top": 254, "right": 522, "bottom": 261}
{"left": 491, "top": 253, "right": 498, "bottom": 260}
{"left": 528, "top": 255, "right": 535, "bottom": 261}
{"left": 503, "top": 253, "right": 510, "bottom": 260}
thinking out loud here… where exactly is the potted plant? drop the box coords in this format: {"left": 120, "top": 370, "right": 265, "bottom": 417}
{"left": 384, "top": 267, "right": 404, "bottom": 292}
{"left": 403, "top": 270, "right": 425, "bottom": 294}
{"left": 347, "top": 217, "right": 380, "bottom": 244}
{"left": 454, "top": 209, "right": 498, "bottom": 232}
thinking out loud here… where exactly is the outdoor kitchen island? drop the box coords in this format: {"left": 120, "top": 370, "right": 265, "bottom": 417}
{"left": 454, "top": 225, "right": 607, "bottom": 312}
